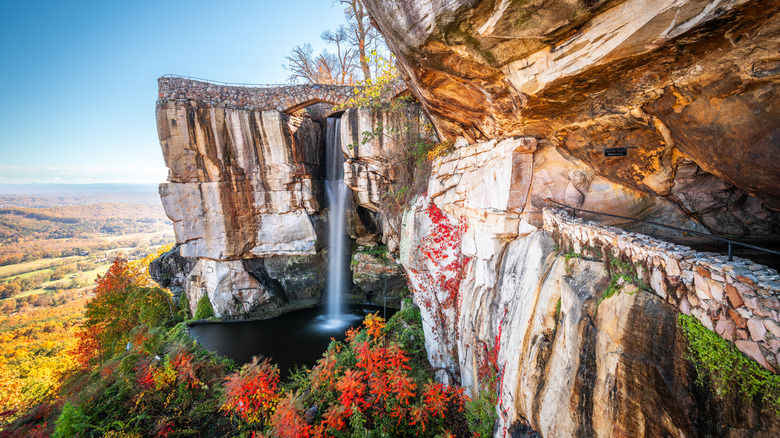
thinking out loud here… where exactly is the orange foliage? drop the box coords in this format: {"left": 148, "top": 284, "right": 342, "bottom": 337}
{"left": 274, "top": 313, "right": 468, "bottom": 435}
{"left": 222, "top": 358, "right": 282, "bottom": 426}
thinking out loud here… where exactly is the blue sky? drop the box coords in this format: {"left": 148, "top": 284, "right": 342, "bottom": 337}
{"left": 0, "top": 0, "right": 345, "bottom": 184}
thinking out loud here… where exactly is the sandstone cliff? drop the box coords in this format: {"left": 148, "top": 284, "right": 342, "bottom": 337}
{"left": 401, "top": 170, "right": 780, "bottom": 435}
{"left": 153, "top": 80, "right": 413, "bottom": 317}
{"left": 363, "top": 0, "right": 780, "bottom": 236}
{"left": 355, "top": 0, "right": 780, "bottom": 435}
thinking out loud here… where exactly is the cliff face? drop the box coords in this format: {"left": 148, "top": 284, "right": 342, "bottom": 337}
{"left": 355, "top": 0, "right": 780, "bottom": 435}
{"left": 157, "top": 103, "right": 325, "bottom": 259}
{"left": 399, "top": 137, "right": 780, "bottom": 435}
{"left": 363, "top": 0, "right": 780, "bottom": 236}
{"left": 155, "top": 100, "right": 329, "bottom": 317}
{"left": 153, "top": 86, "right": 418, "bottom": 317}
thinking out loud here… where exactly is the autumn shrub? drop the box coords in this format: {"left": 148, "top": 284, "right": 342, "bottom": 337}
{"left": 54, "top": 323, "right": 234, "bottom": 437}
{"left": 222, "top": 357, "right": 281, "bottom": 428}
{"left": 260, "top": 312, "right": 470, "bottom": 437}
{"left": 74, "top": 258, "right": 177, "bottom": 367}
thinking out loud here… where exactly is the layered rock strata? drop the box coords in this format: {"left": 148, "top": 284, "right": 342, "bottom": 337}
{"left": 399, "top": 133, "right": 780, "bottom": 435}
{"left": 363, "top": 0, "right": 780, "bottom": 236}
{"left": 154, "top": 80, "right": 419, "bottom": 317}
{"left": 155, "top": 88, "right": 329, "bottom": 317}
{"left": 340, "top": 104, "right": 436, "bottom": 252}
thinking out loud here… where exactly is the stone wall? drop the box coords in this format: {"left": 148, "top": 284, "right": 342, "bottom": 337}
{"left": 158, "top": 76, "right": 360, "bottom": 112}
{"left": 543, "top": 207, "right": 780, "bottom": 372}
{"left": 158, "top": 76, "right": 412, "bottom": 114}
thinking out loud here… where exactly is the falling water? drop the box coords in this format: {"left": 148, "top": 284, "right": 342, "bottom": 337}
{"left": 326, "top": 117, "right": 348, "bottom": 321}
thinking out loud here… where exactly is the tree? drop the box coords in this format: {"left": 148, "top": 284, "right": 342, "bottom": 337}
{"left": 321, "top": 25, "right": 356, "bottom": 84}
{"left": 74, "top": 258, "right": 174, "bottom": 367}
{"left": 284, "top": 0, "right": 387, "bottom": 85}
{"left": 285, "top": 43, "right": 337, "bottom": 84}
{"left": 338, "top": 0, "right": 379, "bottom": 83}
{"left": 194, "top": 295, "right": 215, "bottom": 320}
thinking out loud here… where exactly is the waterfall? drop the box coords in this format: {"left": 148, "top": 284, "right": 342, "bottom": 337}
{"left": 325, "top": 117, "right": 347, "bottom": 321}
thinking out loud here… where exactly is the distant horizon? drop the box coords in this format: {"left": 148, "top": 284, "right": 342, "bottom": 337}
{"left": 0, "top": 165, "right": 168, "bottom": 185}
{"left": 0, "top": 182, "right": 161, "bottom": 195}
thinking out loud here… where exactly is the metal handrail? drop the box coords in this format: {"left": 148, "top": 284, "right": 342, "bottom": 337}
{"left": 544, "top": 198, "right": 780, "bottom": 262}
{"left": 159, "top": 74, "right": 290, "bottom": 88}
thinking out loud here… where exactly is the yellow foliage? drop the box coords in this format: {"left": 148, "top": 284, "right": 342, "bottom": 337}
{"left": 0, "top": 296, "right": 85, "bottom": 421}
{"left": 128, "top": 244, "right": 174, "bottom": 289}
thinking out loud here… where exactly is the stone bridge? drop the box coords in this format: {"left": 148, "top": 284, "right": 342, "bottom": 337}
{"left": 158, "top": 76, "right": 402, "bottom": 113}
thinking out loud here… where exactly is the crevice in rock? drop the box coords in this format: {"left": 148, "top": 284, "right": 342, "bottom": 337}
{"left": 574, "top": 317, "right": 597, "bottom": 438}
{"left": 242, "top": 258, "right": 288, "bottom": 304}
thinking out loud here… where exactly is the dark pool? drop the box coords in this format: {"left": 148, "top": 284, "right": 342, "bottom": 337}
{"left": 188, "top": 304, "right": 396, "bottom": 377}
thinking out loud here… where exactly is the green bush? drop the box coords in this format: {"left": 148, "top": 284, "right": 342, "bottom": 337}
{"left": 194, "top": 294, "right": 215, "bottom": 320}
{"left": 465, "top": 386, "right": 498, "bottom": 438}
{"left": 54, "top": 323, "right": 234, "bottom": 437}
{"left": 596, "top": 257, "right": 652, "bottom": 310}
{"left": 53, "top": 402, "right": 89, "bottom": 438}
{"left": 178, "top": 293, "right": 191, "bottom": 320}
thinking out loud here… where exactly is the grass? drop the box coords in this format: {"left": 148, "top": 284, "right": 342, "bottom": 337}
{"left": 10, "top": 266, "right": 110, "bottom": 300}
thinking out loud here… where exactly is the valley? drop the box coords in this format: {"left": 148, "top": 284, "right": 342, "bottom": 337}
{"left": 0, "top": 186, "right": 173, "bottom": 420}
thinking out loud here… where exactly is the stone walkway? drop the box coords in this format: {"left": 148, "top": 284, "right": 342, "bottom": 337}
{"left": 544, "top": 207, "right": 780, "bottom": 372}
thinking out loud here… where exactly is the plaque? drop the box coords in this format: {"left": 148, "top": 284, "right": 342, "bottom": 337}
{"left": 604, "top": 147, "right": 628, "bottom": 157}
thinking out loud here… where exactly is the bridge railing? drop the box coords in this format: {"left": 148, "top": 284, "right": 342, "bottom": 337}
{"left": 160, "top": 74, "right": 291, "bottom": 88}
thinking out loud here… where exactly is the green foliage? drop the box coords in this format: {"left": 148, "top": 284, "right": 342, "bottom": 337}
{"left": 356, "top": 244, "right": 388, "bottom": 258}
{"left": 56, "top": 322, "right": 234, "bottom": 437}
{"left": 194, "top": 294, "right": 215, "bottom": 320}
{"left": 596, "top": 257, "right": 651, "bottom": 310}
{"left": 678, "top": 314, "right": 780, "bottom": 414}
{"left": 177, "top": 294, "right": 191, "bottom": 320}
{"left": 554, "top": 298, "right": 562, "bottom": 321}
{"left": 383, "top": 302, "right": 428, "bottom": 372}
{"left": 465, "top": 386, "right": 497, "bottom": 438}
{"left": 53, "top": 402, "right": 88, "bottom": 438}
{"left": 466, "top": 335, "right": 500, "bottom": 437}
{"left": 354, "top": 244, "right": 394, "bottom": 266}
{"left": 564, "top": 251, "right": 581, "bottom": 276}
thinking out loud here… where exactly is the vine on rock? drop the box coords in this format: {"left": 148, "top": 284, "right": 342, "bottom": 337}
{"left": 407, "top": 203, "right": 471, "bottom": 372}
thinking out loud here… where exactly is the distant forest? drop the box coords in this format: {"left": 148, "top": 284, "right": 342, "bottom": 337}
{"left": 0, "top": 202, "right": 171, "bottom": 267}
{"left": 0, "top": 191, "right": 161, "bottom": 208}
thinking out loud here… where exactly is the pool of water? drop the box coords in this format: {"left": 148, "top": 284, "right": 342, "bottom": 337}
{"left": 188, "top": 304, "right": 396, "bottom": 377}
